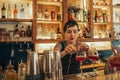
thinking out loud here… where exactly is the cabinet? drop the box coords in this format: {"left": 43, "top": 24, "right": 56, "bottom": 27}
{"left": 33, "top": 0, "right": 63, "bottom": 52}
{"left": 112, "top": 0, "right": 120, "bottom": 39}
{"left": 0, "top": 0, "right": 33, "bottom": 42}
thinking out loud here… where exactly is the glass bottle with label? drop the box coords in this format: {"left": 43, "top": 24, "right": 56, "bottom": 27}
{"left": 51, "top": 9, "right": 55, "bottom": 20}
{"left": 20, "top": 26, "right": 25, "bottom": 37}
{"left": 14, "top": 24, "right": 20, "bottom": 40}
{"left": 44, "top": 9, "right": 50, "bottom": 20}
{"left": 56, "top": 27, "right": 62, "bottom": 39}
{"left": 4, "top": 60, "right": 17, "bottom": 80}
{"left": 19, "top": 4, "right": 25, "bottom": 18}
{"left": 26, "top": 25, "right": 32, "bottom": 37}
{"left": 13, "top": 4, "right": 18, "bottom": 19}
{"left": 1, "top": 3, "right": 6, "bottom": 18}
{"left": 37, "top": 8, "right": 43, "bottom": 20}
{"left": 18, "top": 60, "right": 26, "bottom": 80}
{"left": 7, "top": 4, "right": 12, "bottom": 18}
{"left": 43, "top": 26, "right": 49, "bottom": 39}
{"left": 26, "top": 3, "right": 32, "bottom": 19}
{"left": 37, "top": 24, "right": 42, "bottom": 39}
{"left": 50, "top": 26, "right": 56, "bottom": 39}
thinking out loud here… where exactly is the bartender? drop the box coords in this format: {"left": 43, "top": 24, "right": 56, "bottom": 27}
{"left": 54, "top": 20, "right": 89, "bottom": 75}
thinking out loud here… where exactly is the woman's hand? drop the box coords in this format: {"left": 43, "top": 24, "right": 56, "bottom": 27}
{"left": 77, "top": 43, "right": 89, "bottom": 52}
{"left": 64, "top": 44, "right": 77, "bottom": 55}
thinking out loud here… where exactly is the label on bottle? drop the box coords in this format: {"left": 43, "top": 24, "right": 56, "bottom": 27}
{"left": 2, "top": 10, "right": 6, "bottom": 18}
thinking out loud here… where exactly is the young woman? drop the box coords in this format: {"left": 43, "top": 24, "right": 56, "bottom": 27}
{"left": 54, "top": 20, "right": 89, "bottom": 75}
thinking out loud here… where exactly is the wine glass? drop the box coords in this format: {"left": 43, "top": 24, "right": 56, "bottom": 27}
{"left": 76, "top": 50, "right": 87, "bottom": 80}
{"left": 88, "top": 49, "right": 99, "bottom": 77}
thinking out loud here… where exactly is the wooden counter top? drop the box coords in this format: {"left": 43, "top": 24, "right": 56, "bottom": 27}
{"left": 63, "top": 70, "right": 111, "bottom": 80}
{"left": 80, "top": 63, "right": 105, "bottom": 69}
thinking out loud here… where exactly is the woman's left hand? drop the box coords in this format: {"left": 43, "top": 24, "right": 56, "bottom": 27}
{"left": 77, "top": 43, "right": 89, "bottom": 52}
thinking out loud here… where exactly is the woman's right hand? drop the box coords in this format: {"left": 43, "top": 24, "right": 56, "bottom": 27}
{"left": 64, "top": 44, "right": 77, "bottom": 55}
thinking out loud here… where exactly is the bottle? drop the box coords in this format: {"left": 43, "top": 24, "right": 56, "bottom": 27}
{"left": 37, "top": 24, "right": 42, "bottom": 39}
{"left": 83, "top": 8, "right": 86, "bottom": 22}
{"left": 26, "top": 3, "right": 32, "bottom": 19}
{"left": 37, "top": 8, "right": 43, "bottom": 20}
{"left": 20, "top": 26, "right": 25, "bottom": 37}
{"left": 1, "top": 3, "right": 6, "bottom": 18}
{"left": 4, "top": 60, "right": 17, "bottom": 80}
{"left": 43, "top": 26, "right": 49, "bottom": 39}
{"left": 19, "top": 4, "right": 25, "bottom": 18}
{"left": 13, "top": 4, "right": 18, "bottom": 19}
{"left": 7, "top": 4, "right": 12, "bottom": 18}
{"left": 26, "top": 25, "right": 32, "bottom": 37}
{"left": 95, "top": 10, "right": 98, "bottom": 22}
{"left": 50, "top": 26, "right": 56, "bottom": 39}
{"left": 0, "top": 66, "right": 4, "bottom": 80}
{"left": 14, "top": 24, "right": 20, "bottom": 39}
{"left": 18, "top": 60, "right": 26, "bottom": 80}
{"left": 44, "top": 9, "right": 50, "bottom": 20}
{"left": 56, "top": 27, "right": 62, "bottom": 39}
{"left": 51, "top": 9, "right": 55, "bottom": 20}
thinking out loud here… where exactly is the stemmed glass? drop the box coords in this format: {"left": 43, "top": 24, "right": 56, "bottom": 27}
{"left": 76, "top": 50, "right": 87, "bottom": 80}
{"left": 88, "top": 49, "right": 99, "bottom": 77}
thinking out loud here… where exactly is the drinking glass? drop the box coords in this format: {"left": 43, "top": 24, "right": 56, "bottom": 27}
{"left": 76, "top": 50, "right": 87, "bottom": 80}
{"left": 88, "top": 50, "right": 99, "bottom": 77}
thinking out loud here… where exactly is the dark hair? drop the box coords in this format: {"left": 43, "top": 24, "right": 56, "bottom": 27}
{"left": 63, "top": 20, "right": 79, "bottom": 32}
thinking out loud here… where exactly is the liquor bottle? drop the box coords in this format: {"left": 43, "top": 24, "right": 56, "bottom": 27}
{"left": 4, "top": 60, "right": 17, "bottom": 80}
{"left": 14, "top": 24, "right": 20, "bottom": 39}
{"left": 37, "top": 24, "right": 42, "bottom": 39}
{"left": 26, "top": 25, "right": 32, "bottom": 37}
{"left": 50, "top": 26, "right": 56, "bottom": 39}
{"left": 51, "top": 9, "right": 55, "bottom": 20}
{"left": 56, "top": 27, "right": 62, "bottom": 39}
{"left": 20, "top": 26, "right": 25, "bottom": 37}
{"left": 0, "top": 66, "right": 4, "bottom": 80}
{"left": 19, "top": 4, "right": 25, "bottom": 18}
{"left": 43, "top": 26, "right": 49, "bottom": 39}
{"left": 1, "top": 3, "right": 6, "bottom": 18}
{"left": 37, "top": 8, "right": 43, "bottom": 20}
{"left": 95, "top": 10, "right": 98, "bottom": 22}
{"left": 26, "top": 3, "right": 32, "bottom": 19}
{"left": 7, "top": 4, "right": 12, "bottom": 18}
{"left": 44, "top": 9, "right": 50, "bottom": 20}
{"left": 18, "top": 60, "right": 26, "bottom": 80}
{"left": 13, "top": 4, "right": 18, "bottom": 19}
{"left": 83, "top": 9, "right": 86, "bottom": 22}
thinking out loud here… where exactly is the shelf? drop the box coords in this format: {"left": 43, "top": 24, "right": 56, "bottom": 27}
{"left": 112, "top": 5, "right": 120, "bottom": 8}
{"left": 36, "top": 20, "right": 62, "bottom": 24}
{"left": 0, "top": 19, "right": 33, "bottom": 22}
{"left": 0, "top": 0, "right": 33, "bottom": 2}
{"left": 37, "top": 1, "right": 62, "bottom": 6}
{"left": 0, "top": 37, "right": 32, "bottom": 42}
{"left": 113, "top": 22, "right": 120, "bottom": 25}
{"left": 93, "top": 5, "right": 110, "bottom": 9}
{"left": 34, "top": 39, "right": 61, "bottom": 43}
{"left": 77, "top": 38, "right": 113, "bottom": 42}
{"left": 93, "top": 22, "right": 110, "bottom": 25}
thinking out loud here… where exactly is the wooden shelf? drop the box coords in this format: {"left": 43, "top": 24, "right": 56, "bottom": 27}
{"left": 93, "top": 22, "right": 110, "bottom": 25}
{"left": 0, "top": 19, "right": 33, "bottom": 22}
{"left": 36, "top": 20, "right": 62, "bottom": 23}
{"left": 77, "top": 38, "right": 113, "bottom": 42}
{"left": 37, "top": 1, "right": 62, "bottom": 6}
{"left": 34, "top": 39, "right": 61, "bottom": 43}
{"left": 0, "top": 37, "right": 32, "bottom": 42}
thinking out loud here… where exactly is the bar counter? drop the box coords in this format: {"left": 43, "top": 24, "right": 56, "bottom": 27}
{"left": 63, "top": 70, "right": 110, "bottom": 80}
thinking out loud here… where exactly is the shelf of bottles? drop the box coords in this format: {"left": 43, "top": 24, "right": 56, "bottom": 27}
{"left": 67, "top": 0, "right": 91, "bottom": 38}
{"left": 0, "top": 0, "right": 33, "bottom": 20}
{"left": 0, "top": 0, "right": 33, "bottom": 42}
{"left": 35, "top": 0, "right": 63, "bottom": 42}
{"left": 92, "top": 0, "right": 112, "bottom": 39}
{"left": 112, "top": 0, "right": 120, "bottom": 40}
